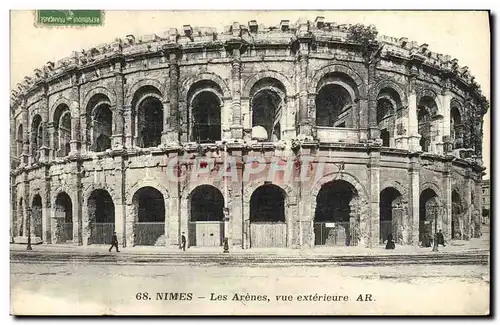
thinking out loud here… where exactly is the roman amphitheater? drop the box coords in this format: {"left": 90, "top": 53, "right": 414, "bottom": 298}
{"left": 10, "top": 17, "right": 488, "bottom": 249}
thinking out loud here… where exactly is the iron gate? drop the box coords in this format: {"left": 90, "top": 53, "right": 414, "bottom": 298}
{"left": 314, "top": 222, "right": 351, "bottom": 246}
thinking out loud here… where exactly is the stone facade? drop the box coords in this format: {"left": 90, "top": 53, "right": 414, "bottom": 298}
{"left": 10, "top": 18, "right": 488, "bottom": 249}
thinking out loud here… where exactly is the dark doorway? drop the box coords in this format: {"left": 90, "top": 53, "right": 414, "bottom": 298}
{"left": 189, "top": 185, "right": 224, "bottom": 247}
{"left": 249, "top": 184, "right": 286, "bottom": 247}
{"left": 88, "top": 189, "right": 115, "bottom": 244}
{"left": 314, "top": 180, "right": 357, "bottom": 246}
{"left": 32, "top": 194, "right": 43, "bottom": 240}
{"left": 419, "top": 188, "right": 438, "bottom": 244}
{"left": 379, "top": 187, "right": 402, "bottom": 244}
{"left": 55, "top": 192, "right": 73, "bottom": 243}
{"left": 133, "top": 187, "right": 165, "bottom": 246}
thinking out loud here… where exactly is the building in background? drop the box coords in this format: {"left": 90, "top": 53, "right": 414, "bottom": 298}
{"left": 481, "top": 180, "right": 490, "bottom": 225}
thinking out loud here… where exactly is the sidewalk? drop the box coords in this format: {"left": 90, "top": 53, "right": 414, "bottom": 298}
{"left": 10, "top": 236, "right": 489, "bottom": 257}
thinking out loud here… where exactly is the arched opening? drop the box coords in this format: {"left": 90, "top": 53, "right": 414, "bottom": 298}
{"left": 88, "top": 189, "right": 115, "bottom": 244}
{"left": 133, "top": 87, "right": 164, "bottom": 148}
{"left": 452, "top": 190, "right": 463, "bottom": 239}
{"left": 53, "top": 104, "right": 72, "bottom": 157}
{"left": 188, "top": 81, "right": 223, "bottom": 144}
{"left": 250, "top": 78, "right": 286, "bottom": 141}
{"left": 379, "top": 187, "right": 403, "bottom": 244}
{"left": 132, "top": 186, "right": 165, "bottom": 246}
{"left": 86, "top": 94, "right": 112, "bottom": 152}
{"left": 418, "top": 96, "right": 438, "bottom": 152}
{"left": 450, "top": 106, "right": 463, "bottom": 149}
{"left": 16, "top": 124, "right": 23, "bottom": 159}
{"left": 419, "top": 188, "right": 439, "bottom": 246}
{"left": 55, "top": 192, "right": 73, "bottom": 243}
{"left": 249, "top": 184, "right": 287, "bottom": 247}
{"left": 314, "top": 180, "right": 359, "bottom": 246}
{"left": 32, "top": 194, "right": 43, "bottom": 240}
{"left": 377, "top": 88, "right": 401, "bottom": 147}
{"left": 189, "top": 185, "right": 224, "bottom": 246}
{"left": 31, "top": 114, "right": 42, "bottom": 162}
{"left": 315, "top": 84, "right": 353, "bottom": 127}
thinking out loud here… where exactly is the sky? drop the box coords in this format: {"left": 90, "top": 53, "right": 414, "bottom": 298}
{"left": 9, "top": 10, "right": 491, "bottom": 176}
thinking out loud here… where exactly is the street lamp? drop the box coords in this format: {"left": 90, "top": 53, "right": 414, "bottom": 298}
{"left": 222, "top": 141, "right": 229, "bottom": 253}
{"left": 432, "top": 202, "right": 439, "bottom": 252}
{"left": 26, "top": 207, "right": 32, "bottom": 251}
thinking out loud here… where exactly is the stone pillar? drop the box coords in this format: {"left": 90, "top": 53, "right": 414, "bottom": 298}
{"left": 230, "top": 150, "right": 243, "bottom": 248}
{"left": 367, "top": 61, "right": 380, "bottom": 141}
{"left": 463, "top": 173, "right": 472, "bottom": 240}
{"left": 228, "top": 42, "right": 243, "bottom": 139}
{"left": 297, "top": 36, "right": 312, "bottom": 137}
{"left": 40, "top": 90, "right": 50, "bottom": 163}
{"left": 80, "top": 106, "right": 88, "bottom": 154}
{"left": 21, "top": 108, "right": 29, "bottom": 166}
{"left": 43, "top": 168, "right": 52, "bottom": 243}
{"left": 438, "top": 86, "right": 452, "bottom": 154}
{"left": 368, "top": 150, "right": 381, "bottom": 247}
{"left": 408, "top": 69, "right": 421, "bottom": 151}
{"left": 168, "top": 190, "right": 180, "bottom": 247}
{"left": 22, "top": 173, "right": 29, "bottom": 238}
{"left": 49, "top": 123, "right": 57, "bottom": 159}
{"left": 70, "top": 77, "right": 81, "bottom": 154}
{"left": 123, "top": 105, "right": 133, "bottom": 148}
{"left": 443, "top": 160, "right": 453, "bottom": 241}
{"left": 112, "top": 62, "right": 125, "bottom": 149}
{"left": 409, "top": 155, "right": 420, "bottom": 245}
{"left": 163, "top": 46, "right": 181, "bottom": 144}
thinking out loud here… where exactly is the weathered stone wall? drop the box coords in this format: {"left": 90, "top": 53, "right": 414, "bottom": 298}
{"left": 10, "top": 18, "right": 488, "bottom": 249}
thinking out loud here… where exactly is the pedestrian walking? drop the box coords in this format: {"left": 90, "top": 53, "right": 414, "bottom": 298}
{"left": 181, "top": 232, "right": 186, "bottom": 251}
{"left": 109, "top": 232, "right": 120, "bottom": 252}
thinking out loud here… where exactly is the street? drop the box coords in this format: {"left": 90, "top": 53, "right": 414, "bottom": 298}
{"left": 11, "top": 257, "right": 490, "bottom": 315}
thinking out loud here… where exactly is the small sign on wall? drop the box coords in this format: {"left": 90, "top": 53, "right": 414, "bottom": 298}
{"left": 325, "top": 223, "right": 336, "bottom": 228}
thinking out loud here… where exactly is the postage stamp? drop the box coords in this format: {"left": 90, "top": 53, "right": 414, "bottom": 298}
{"left": 9, "top": 10, "right": 491, "bottom": 316}
{"left": 35, "top": 10, "right": 104, "bottom": 27}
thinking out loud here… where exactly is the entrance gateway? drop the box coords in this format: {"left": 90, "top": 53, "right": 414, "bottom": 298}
{"left": 189, "top": 185, "right": 224, "bottom": 247}
{"left": 249, "top": 184, "right": 287, "bottom": 248}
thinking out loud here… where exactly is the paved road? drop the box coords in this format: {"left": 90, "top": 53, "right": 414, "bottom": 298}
{"left": 10, "top": 258, "right": 490, "bottom": 315}
{"left": 10, "top": 249, "right": 490, "bottom": 266}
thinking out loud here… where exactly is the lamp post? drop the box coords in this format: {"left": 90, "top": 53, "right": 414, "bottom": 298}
{"left": 26, "top": 207, "right": 32, "bottom": 251}
{"left": 432, "top": 201, "right": 439, "bottom": 252}
{"left": 222, "top": 141, "right": 229, "bottom": 253}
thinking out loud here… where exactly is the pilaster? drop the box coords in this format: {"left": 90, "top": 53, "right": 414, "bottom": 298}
{"left": 227, "top": 40, "right": 244, "bottom": 139}
{"left": 162, "top": 45, "right": 181, "bottom": 145}
{"left": 368, "top": 149, "right": 381, "bottom": 247}
{"left": 408, "top": 67, "right": 421, "bottom": 151}
{"left": 112, "top": 61, "right": 125, "bottom": 149}
{"left": 409, "top": 154, "right": 421, "bottom": 245}
{"left": 297, "top": 35, "right": 312, "bottom": 137}
{"left": 70, "top": 74, "right": 81, "bottom": 154}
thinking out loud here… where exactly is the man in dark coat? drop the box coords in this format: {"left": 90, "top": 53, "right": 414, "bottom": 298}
{"left": 437, "top": 229, "right": 446, "bottom": 247}
{"left": 181, "top": 232, "right": 186, "bottom": 251}
{"left": 109, "top": 232, "right": 120, "bottom": 252}
{"left": 385, "top": 233, "right": 395, "bottom": 250}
